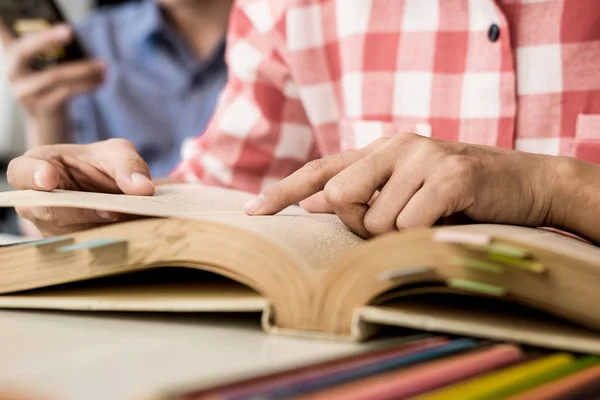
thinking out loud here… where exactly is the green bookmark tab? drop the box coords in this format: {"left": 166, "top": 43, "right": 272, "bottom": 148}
{"left": 15, "top": 237, "right": 73, "bottom": 248}
{"left": 448, "top": 278, "right": 506, "bottom": 297}
{"left": 467, "top": 242, "right": 530, "bottom": 259}
{"left": 451, "top": 256, "right": 504, "bottom": 274}
{"left": 489, "top": 254, "right": 545, "bottom": 273}
{"left": 57, "top": 238, "right": 125, "bottom": 252}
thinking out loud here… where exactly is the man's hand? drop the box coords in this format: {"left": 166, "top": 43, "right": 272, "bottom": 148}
{"left": 7, "top": 139, "right": 155, "bottom": 237}
{"left": 245, "top": 134, "right": 559, "bottom": 238}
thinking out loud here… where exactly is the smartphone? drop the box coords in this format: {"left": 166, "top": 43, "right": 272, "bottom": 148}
{"left": 0, "top": 0, "right": 87, "bottom": 69}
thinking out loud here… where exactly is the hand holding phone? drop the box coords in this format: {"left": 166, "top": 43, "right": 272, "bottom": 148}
{"left": 0, "top": 0, "right": 87, "bottom": 68}
{"left": 0, "top": 22, "right": 106, "bottom": 120}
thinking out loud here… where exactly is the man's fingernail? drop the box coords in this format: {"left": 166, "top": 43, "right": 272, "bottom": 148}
{"left": 244, "top": 195, "right": 266, "bottom": 214}
{"left": 130, "top": 172, "right": 152, "bottom": 186}
{"left": 33, "top": 170, "right": 48, "bottom": 189}
{"left": 96, "top": 210, "right": 115, "bottom": 221}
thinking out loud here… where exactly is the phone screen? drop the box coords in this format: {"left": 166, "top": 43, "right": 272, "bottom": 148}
{"left": 0, "top": 0, "right": 87, "bottom": 69}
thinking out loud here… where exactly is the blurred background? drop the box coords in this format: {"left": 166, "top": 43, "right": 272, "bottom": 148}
{"left": 0, "top": 0, "right": 135, "bottom": 231}
{"left": 0, "top": 0, "right": 134, "bottom": 167}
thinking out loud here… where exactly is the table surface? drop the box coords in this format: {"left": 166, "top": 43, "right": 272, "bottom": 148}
{"left": 0, "top": 310, "right": 382, "bottom": 400}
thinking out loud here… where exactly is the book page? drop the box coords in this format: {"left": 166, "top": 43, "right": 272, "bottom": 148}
{"left": 360, "top": 294, "right": 600, "bottom": 354}
{"left": 0, "top": 184, "right": 256, "bottom": 216}
{"left": 0, "top": 184, "right": 364, "bottom": 269}
{"left": 189, "top": 212, "right": 364, "bottom": 269}
{"left": 0, "top": 268, "right": 267, "bottom": 312}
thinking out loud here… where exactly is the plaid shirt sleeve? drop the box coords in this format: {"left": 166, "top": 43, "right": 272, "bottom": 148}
{"left": 170, "top": 2, "right": 318, "bottom": 194}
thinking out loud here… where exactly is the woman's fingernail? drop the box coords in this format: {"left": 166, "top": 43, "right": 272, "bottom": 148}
{"left": 130, "top": 172, "right": 152, "bottom": 186}
{"left": 33, "top": 170, "right": 48, "bottom": 189}
{"left": 244, "top": 194, "right": 266, "bottom": 214}
{"left": 96, "top": 210, "right": 115, "bottom": 221}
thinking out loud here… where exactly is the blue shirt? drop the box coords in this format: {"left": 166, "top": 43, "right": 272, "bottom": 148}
{"left": 69, "top": 0, "right": 228, "bottom": 178}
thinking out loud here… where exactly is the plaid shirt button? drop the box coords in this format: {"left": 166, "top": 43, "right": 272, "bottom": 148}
{"left": 488, "top": 24, "right": 500, "bottom": 42}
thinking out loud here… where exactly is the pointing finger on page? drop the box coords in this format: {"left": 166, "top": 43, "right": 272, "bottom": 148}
{"left": 245, "top": 138, "right": 386, "bottom": 216}
{"left": 244, "top": 150, "right": 365, "bottom": 216}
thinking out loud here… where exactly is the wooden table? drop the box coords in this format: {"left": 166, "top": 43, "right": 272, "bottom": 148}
{"left": 0, "top": 310, "right": 369, "bottom": 400}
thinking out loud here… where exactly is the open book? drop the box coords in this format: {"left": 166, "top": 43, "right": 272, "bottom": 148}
{"left": 0, "top": 183, "right": 599, "bottom": 354}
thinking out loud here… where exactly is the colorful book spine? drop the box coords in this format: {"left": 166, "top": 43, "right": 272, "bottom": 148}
{"left": 191, "top": 336, "right": 449, "bottom": 400}
{"left": 412, "top": 353, "right": 574, "bottom": 400}
{"left": 291, "top": 344, "right": 523, "bottom": 400}
{"left": 165, "top": 340, "right": 600, "bottom": 400}
{"left": 236, "top": 339, "right": 478, "bottom": 400}
{"left": 506, "top": 363, "right": 600, "bottom": 400}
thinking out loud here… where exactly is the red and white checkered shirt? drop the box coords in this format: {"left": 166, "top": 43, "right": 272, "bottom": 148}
{"left": 171, "top": 0, "right": 600, "bottom": 194}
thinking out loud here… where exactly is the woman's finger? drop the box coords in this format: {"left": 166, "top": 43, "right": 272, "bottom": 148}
{"left": 322, "top": 149, "right": 396, "bottom": 238}
{"left": 395, "top": 183, "right": 456, "bottom": 230}
{"left": 90, "top": 140, "right": 155, "bottom": 196}
{"left": 246, "top": 139, "right": 387, "bottom": 216}
{"left": 363, "top": 166, "right": 424, "bottom": 236}
{"left": 245, "top": 151, "right": 367, "bottom": 215}
{"left": 7, "top": 156, "right": 60, "bottom": 191}
{"left": 299, "top": 192, "right": 333, "bottom": 213}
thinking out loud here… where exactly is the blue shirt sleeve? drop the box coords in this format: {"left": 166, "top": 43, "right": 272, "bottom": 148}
{"left": 67, "top": 92, "right": 98, "bottom": 145}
